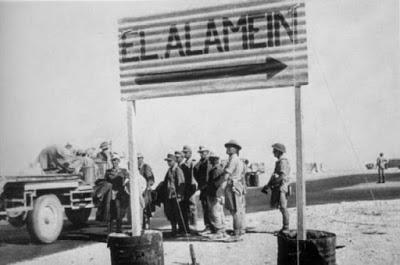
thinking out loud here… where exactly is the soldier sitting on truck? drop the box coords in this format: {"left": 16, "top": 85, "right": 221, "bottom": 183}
{"left": 36, "top": 144, "right": 83, "bottom": 174}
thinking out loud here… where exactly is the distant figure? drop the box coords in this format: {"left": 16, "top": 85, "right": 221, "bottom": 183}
{"left": 181, "top": 145, "right": 197, "bottom": 228}
{"left": 263, "top": 143, "right": 290, "bottom": 233}
{"left": 163, "top": 153, "right": 185, "bottom": 236}
{"left": 223, "top": 140, "right": 246, "bottom": 238}
{"left": 137, "top": 153, "right": 155, "bottom": 229}
{"left": 376, "top": 153, "right": 387, "bottom": 183}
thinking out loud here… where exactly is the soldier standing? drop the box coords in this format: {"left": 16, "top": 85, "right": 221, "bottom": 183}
{"left": 193, "top": 146, "right": 212, "bottom": 232}
{"left": 181, "top": 145, "right": 197, "bottom": 228}
{"left": 223, "top": 140, "right": 246, "bottom": 238}
{"left": 175, "top": 150, "right": 191, "bottom": 234}
{"left": 376, "top": 153, "right": 387, "bottom": 183}
{"left": 207, "top": 152, "right": 226, "bottom": 237}
{"left": 163, "top": 154, "right": 185, "bottom": 236}
{"left": 137, "top": 153, "right": 155, "bottom": 229}
{"left": 264, "top": 143, "right": 290, "bottom": 233}
{"left": 104, "top": 154, "right": 130, "bottom": 233}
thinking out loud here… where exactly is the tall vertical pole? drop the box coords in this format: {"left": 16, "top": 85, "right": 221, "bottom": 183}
{"left": 127, "top": 100, "right": 142, "bottom": 236}
{"left": 295, "top": 85, "right": 306, "bottom": 241}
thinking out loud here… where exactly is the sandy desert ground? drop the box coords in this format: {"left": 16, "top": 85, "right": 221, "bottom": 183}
{"left": 10, "top": 198, "right": 400, "bottom": 265}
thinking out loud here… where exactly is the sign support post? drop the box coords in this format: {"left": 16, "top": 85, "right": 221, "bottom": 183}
{"left": 127, "top": 100, "right": 142, "bottom": 236}
{"left": 295, "top": 84, "right": 306, "bottom": 241}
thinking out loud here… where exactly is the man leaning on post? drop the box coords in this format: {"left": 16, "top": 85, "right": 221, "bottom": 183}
{"left": 263, "top": 143, "right": 290, "bottom": 233}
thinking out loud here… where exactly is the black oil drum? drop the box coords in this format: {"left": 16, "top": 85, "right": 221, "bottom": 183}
{"left": 108, "top": 230, "right": 164, "bottom": 265}
{"left": 277, "top": 230, "right": 336, "bottom": 265}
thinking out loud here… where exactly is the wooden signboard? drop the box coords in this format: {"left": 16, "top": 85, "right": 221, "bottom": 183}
{"left": 118, "top": 0, "right": 307, "bottom": 100}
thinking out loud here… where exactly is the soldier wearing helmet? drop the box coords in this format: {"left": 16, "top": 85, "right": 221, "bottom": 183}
{"left": 263, "top": 143, "right": 290, "bottom": 233}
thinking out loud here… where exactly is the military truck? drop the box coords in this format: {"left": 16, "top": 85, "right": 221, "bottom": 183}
{"left": 0, "top": 173, "right": 94, "bottom": 243}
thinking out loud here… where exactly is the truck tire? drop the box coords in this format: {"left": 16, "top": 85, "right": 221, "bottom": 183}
{"left": 26, "top": 194, "right": 64, "bottom": 244}
{"left": 65, "top": 208, "right": 91, "bottom": 227}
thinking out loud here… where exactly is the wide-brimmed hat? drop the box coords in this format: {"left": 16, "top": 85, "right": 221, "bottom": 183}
{"left": 182, "top": 145, "right": 192, "bottom": 153}
{"left": 272, "top": 143, "right": 286, "bottom": 153}
{"left": 99, "top": 141, "right": 109, "bottom": 150}
{"left": 224, "top": 140, "right": 242, "bottom": 150}
{"left": 164, "top": 153, "right": 176, "bottom": 161}
{"left": 137, "top": 152, "right": 144, "bottom": 158}
{"left": 198, "top": 146, "right": 209, "bottom": 153}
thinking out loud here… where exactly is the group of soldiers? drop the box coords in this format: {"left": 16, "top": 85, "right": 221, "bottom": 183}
{"left": 154, "top": 140, "right": 248, "bottom": 239}
{"left": 155, "top": 140, "right": 291, "bottom": 239}
{"left": 36, "top": 139, "right": 292, "bottom": 236}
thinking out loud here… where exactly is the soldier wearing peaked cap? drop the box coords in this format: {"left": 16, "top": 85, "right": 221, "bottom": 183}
{"left": 263, "top": 143, "right": 291, "bottom": 233}
{"left": 163, "top": 153, "right": 186, "bottom": 236}
{"left": 194, "top": 146, "right": 212, "bottom": 232}
{"left": 174, "top": 150, "right": 191, "bottom": 232}
{"left": 181, "top": 145, "right": 198, "bottom": 228}
{"left": 104, "top": 153, "right": 130, "bottom": 233}
{"left": 223, "top": 140, "right": 246, "bottom": 238}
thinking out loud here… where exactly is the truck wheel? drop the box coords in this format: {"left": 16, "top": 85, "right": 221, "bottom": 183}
{"left": 65, "top": 208, "right": 91, "bottom": 227}
{"left": 26, "top": 194, "right": 64, "bottom": 244}
{"left": 8, "top": 212, "right": 27, "bottom": 228}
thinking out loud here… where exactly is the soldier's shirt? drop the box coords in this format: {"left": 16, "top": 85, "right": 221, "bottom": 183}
{"left": 194, "top": 158, "right": 211, "bottom": 190}
{"left": 164, "top": 164, "right": 185, "bottom": 199}
{"left": 105, "top": 168, "right": 129, "bottom": 194}
{"left": 376, "top": 157, "right": 387, "bottom": 169}
{"left": 273, "top": 157, "right": 290, "bottom": 192}
{"left": 224, "top": 153, "right": 244, "bottom": 182}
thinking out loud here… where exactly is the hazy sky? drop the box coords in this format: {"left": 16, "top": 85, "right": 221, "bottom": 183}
{"left": 0, "top": 0, "right": 399, "bottom": 180}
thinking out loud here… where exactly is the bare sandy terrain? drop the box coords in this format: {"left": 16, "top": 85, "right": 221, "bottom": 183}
{"left": 11, "top": 199, "right": 400, "bottom": 265}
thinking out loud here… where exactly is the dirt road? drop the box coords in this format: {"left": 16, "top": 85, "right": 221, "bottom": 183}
{"left": 1, "top": 172, "right": 399, "bottom": 265}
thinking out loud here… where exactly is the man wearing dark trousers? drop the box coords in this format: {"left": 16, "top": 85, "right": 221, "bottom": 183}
{"left": 181, "top": 145, "right": 197, "bottom": 228}
{"left": 104, "top": 154, "right": 130, "bottom": 233}
{"left": 175, "top": 150, "right": 191, "bottom": 234}
{"left": 376, "top": 153, "right": 387, "bottom": 183}
{"left": 163, "top": 153, "right": 185, "bottom": 236}
{"left": 193, "top": 146, "right": 212, "bottom": 233}
{"left": 264, "top": 143, "right": 290, "bottom": 233}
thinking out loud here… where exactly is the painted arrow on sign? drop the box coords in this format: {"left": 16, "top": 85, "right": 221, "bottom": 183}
{"left": 134, "top": 57, "right": 287, "bottom": 85}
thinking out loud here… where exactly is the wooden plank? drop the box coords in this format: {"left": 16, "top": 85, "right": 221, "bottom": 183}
{"left": 127, "top": 101, "right": 142, "bottom": 236}
{"left": 295, "top": 84, "right": 306, "bottom": 240}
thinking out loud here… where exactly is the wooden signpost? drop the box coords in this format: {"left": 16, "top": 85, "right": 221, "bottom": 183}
{"left": 118, "top": 0, "right": 308, "bottom": 241}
